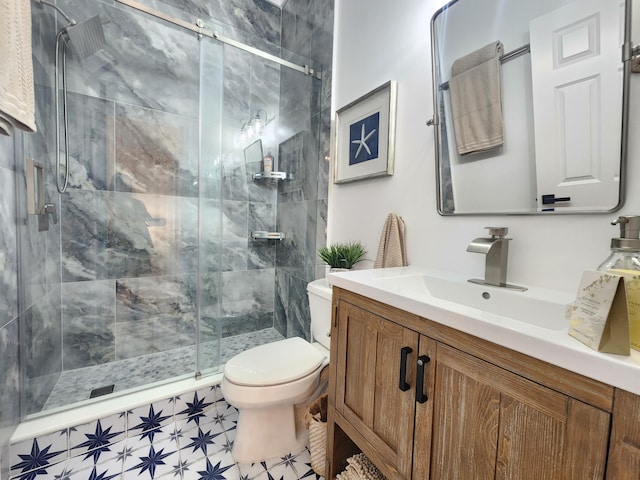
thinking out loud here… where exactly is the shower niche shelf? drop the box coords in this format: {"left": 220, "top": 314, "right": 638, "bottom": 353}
{"left": 253, "top": 171, "right": 290, "bottom": 181}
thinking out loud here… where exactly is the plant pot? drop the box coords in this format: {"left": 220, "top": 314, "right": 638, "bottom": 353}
{"left": 326, "top": 267, "right": 351, "bottom": 286}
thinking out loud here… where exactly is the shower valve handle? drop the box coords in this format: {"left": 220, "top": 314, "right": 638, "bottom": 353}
{"left": 43, "top": 203, "right": 58, "bottom": 224}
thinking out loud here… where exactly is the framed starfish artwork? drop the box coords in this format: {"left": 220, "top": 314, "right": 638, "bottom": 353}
{"left": 334, "top": 80, "right": 397, "bottom": 183}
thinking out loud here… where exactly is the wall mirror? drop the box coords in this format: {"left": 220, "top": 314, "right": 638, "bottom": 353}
{"left": 430, "top": 0, "right": 632, "bottom": 215}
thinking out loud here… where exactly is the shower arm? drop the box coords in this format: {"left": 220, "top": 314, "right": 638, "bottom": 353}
{"left": 35, "top": 0, "right": 76, "bottom": 26}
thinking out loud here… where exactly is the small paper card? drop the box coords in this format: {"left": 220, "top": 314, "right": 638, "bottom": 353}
{"left": 609, "top": 269, "right": 640, "bottom": 352}
{"left": 568, "top": 270, "right": 630, "bottom": 355}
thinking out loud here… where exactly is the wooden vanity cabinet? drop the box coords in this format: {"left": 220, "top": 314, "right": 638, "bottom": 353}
{"left": 327, "top": 287, "right": 614, "bottom": 480}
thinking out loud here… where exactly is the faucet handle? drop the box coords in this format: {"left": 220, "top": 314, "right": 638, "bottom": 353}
{"left": 485, "top": 227, "right": 508, "bottom": 238}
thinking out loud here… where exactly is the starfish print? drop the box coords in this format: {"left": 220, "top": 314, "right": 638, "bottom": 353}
{"left": 176, "top": 392, "right": 212, "bottom": 426}
{"left": 126, "top": 445, "right": 172, "bottom": 478}
{"left": 73, "top": 420, "right": 122, "bottom": 463}
{"left": 351, "top": 123, "right": 376, "bottom": 159}
{"left": 170, "top": 459, "right": 190, "bottom": 477}
{"left": 196, "top": 458, "right": 233, "bottom": 480}
{"left": 184, "top": 427, "right": 221, "bottom": 456}
{"left": 12, "top": 439, "right": 64, "bottom": 479}
{"left": 129, "top": 405, "right": 172, "bottom": 442}
{"left": 115, "top": 445, "right": 134, "bottom": 464}
{"left": 86, "top": 466, "right": 120, "bottom": 480}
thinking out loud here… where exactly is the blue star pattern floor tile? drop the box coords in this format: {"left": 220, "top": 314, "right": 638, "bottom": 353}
{"left": 10, "top": 394, "right": 325, "bottom": 480}
{"left": 68, "top": 414, "right": 126, "bottom": 464}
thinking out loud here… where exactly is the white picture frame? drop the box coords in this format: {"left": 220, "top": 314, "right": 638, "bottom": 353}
{"left": 334, "top": 80, "right": 397, "bottom": 184}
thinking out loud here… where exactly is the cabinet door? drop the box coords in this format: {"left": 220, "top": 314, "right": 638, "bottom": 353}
{"left": 607, "top": 389, "right": 640, "bottom": 479}
{"left": 430, "top": 344, "right": 610, "bottom": 480}
{"left": 335, "top": 301, "right": 418, "bottom": 479}
{"left": 411, "top": 334, "right": 437, "bottom": 480}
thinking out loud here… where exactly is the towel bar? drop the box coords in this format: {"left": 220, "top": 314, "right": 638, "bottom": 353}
{"left": 439, "top": 43, "right": 531, "bottom": 91}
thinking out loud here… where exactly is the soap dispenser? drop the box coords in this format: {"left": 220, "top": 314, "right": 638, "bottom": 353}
{"left": 598, "top": 215, "right": 640, "bottom": 271}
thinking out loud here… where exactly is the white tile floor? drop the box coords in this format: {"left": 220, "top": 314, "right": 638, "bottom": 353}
{"left": 10, "top": 385, "right": 324, "bottom": 480}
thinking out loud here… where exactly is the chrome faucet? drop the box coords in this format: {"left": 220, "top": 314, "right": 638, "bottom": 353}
{"left": 467, "top": 227, "right": 527, "bottom": 291}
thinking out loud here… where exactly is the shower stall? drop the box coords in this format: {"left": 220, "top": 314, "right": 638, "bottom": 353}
{"left": 18, "top": 0, "right": 332, "bottom": 417}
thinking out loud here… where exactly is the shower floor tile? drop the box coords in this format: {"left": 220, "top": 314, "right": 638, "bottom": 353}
{"left": 42, "top": 328, "right": 285, "bottom": 412}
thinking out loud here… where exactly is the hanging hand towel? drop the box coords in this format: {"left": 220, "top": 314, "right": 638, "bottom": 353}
{"left": 0, "top": 0, "right": 37, "bottom": 136}
{"left": 449, "top": 41, "right": 504, "bottom": 155}
{"left": 374, "top": 213, "right": 407, "bottom": 268}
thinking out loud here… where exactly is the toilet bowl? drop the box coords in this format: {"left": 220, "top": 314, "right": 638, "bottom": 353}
{"left": 221, "top": 279, "right": 332, "bottom": 463}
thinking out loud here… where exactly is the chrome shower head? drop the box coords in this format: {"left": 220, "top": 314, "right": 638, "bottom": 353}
{"left": 65, "top": 15, "right": 106, "bottom": 59}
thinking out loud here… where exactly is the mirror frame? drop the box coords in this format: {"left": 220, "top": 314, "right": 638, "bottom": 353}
{"left": 429, "top": 0, "right": 632, "bottom": 215}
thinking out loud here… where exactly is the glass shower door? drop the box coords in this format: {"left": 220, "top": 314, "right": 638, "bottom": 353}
{"left": 196, "top": 28, "right": 323, "bottom": 374}
{"left": 19, "top": 0, "right": 212, "bottom": 415}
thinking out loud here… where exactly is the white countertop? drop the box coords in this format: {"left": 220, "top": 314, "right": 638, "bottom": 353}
{"left": 328, "top": 266, "right": 640, "bottom": 396}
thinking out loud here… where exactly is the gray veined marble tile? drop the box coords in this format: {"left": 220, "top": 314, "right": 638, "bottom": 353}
{"left": 276, "top": 200, "right": 317, "bottom": 281}
{"left": 220, "top": 268, "right": 275, "bottom": 316}
{"left": 0, "top": 166, "right": 18, "bottom": 326}
{"left": 61, "top": 190, "right": 109, "bottom": 282}
{"left": 249, "top": 59, "right": 281, "bottom": 123}
{"left": 220, "top": 241, "right": 249, "bottom": 272}
{"left": 62, "top": 280, "right": 116, "bottom": 369}
{"left": 0, "top": 132, "right": 14, "bottom": 171}
{"left": 281, "top": 9, "right": 313, "bottom": 59}
{"left": 223, "top": 47, "right": 252, "bottom": 127}
{"left": 115, "top": 275, "right": 197, "bottom": 359}
{"left": 23, "top": 288, "right": 62, "bottom": 413}
{"left": 58, "top": 0, "right": 200, "bottom": 118}
{"left": 105, "top": 192, "right": 198, "bottom": 277}
{"left": 152, "top": 0, "right": 282, "bottom": 46}
{"left": 248, "top": 202, "right": 276, "bottom": 270}
{"left": 221, "top": 200, "right": 248, "bottom": 241}
{"left": 0, "top": 318, "right": 20, "bottom": 440}
{"left": 17, "top": 195, "right": 49, "bottom": 310}
{"left": 65, "top": 92, "right": 113, "bottom": 191}
{"left": 114, "top": 103, "right": 199, "bottom": 197}
{"left": 274, "top": 268, "right": 289, "bottom": 337}
{"left": 286, "top": 275, "right": 312, "bottom": 340}
{"left": 278, "top": 130, "right": 318, "bottom": 203}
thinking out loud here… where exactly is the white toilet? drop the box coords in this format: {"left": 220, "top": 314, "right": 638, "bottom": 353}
{"left": 221, "top": 278, "right": 332, "bottom": 463}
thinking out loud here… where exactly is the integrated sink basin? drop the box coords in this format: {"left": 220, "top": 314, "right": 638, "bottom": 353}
{"left": 331, "top": 268, "right": 575, "bottom": 332}
{"left": 371, "top": 273, "right": 572, "bottom": 330}
{"left": 327, "top": 266, "right": 640, "bottom": 397}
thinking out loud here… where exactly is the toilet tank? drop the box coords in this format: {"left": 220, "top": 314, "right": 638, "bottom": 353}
{"left": 307, "top": 279, "right": 332, "bottom": 350}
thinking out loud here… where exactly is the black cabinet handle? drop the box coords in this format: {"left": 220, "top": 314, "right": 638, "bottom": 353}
{"left": 399, "top": 346, "right": 412, "bottom": 391}
{"left": 415, "top": 355, "right": 431, "bottom": 403}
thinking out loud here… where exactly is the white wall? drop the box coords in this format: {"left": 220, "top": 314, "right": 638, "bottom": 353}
{"left": 328, "top": 0, "right": 640, "bottom": 294}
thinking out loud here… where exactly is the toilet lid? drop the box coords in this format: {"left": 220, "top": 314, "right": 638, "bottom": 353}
{"left": 224, "top": 337, "right": 325, "bottom": 387}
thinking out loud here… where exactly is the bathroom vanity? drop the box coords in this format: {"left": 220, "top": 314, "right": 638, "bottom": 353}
{"left": 325, "top": 268, "right": 640, "bottom": 479}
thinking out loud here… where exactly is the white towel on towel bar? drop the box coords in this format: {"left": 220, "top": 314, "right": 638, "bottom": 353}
{"left": 0, "top": 0, "right": 37, "bottom": 136}
{"left": 449, "top": 41, "right": 504, "bottom": 155}
{"left": 374, "top": 213, "right": 407, "bottom": 268}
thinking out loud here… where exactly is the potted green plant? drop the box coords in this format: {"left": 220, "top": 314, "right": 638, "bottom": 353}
{"left": 318, "top": 241, "right": 367, "bottom": 272}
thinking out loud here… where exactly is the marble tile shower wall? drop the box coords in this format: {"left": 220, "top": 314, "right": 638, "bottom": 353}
{"left": 18, "top": 0, "right": 318, "bottom": 414}
{"left": 275, "top": 0, "right": 334, "bottom": 339}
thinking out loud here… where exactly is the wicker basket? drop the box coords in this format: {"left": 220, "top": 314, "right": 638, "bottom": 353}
{"left": 305, "top": 393, "right": 328, "bottom": 477}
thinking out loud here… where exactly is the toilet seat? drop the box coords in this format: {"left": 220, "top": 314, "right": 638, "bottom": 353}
{"left": 224, "top": 337, "right": 325, "bottom": 387}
